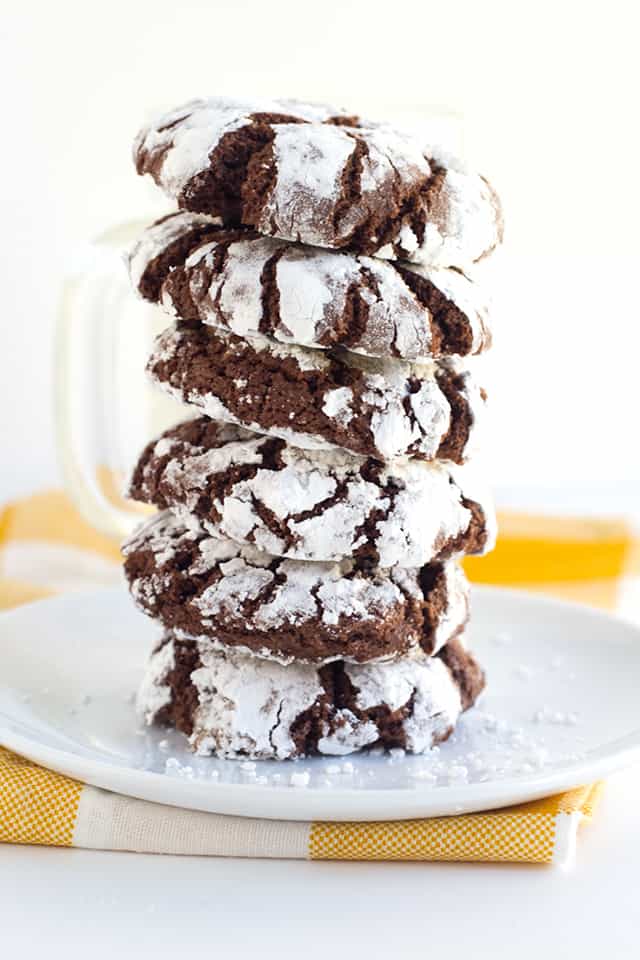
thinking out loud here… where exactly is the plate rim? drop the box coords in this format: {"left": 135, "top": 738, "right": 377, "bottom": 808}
{"left": 1, "top": 585, "right": 640, "bottom": 822}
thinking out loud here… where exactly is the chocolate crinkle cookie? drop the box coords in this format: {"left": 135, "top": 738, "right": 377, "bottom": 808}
{"left": 138, "top": 631, "right": 484, "bottom": 759}
{"left": 128, "top": 416, "right": 496, "bottom": 567}
{"left": 127, "top": 212, "right": 492, "bottom": 362}
{"left": 147, "top": 324, "right": 484, "bottom": 464}
{"left": 133, "top": 97, "right": 503, "bottom": 268}
{"left": 122, "top": 510, "right": 470, "bottom": 665}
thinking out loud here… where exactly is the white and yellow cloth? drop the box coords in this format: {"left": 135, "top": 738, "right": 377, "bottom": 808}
{"left": 2, "top": 490, "right": 635, "bottom": 865}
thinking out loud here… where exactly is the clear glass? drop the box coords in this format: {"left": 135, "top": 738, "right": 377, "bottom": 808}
{"left": 55, "top": 221, "right": 185, "bottom": 541}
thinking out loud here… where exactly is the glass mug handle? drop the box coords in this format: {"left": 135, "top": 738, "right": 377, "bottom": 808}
{"left": 55, "top": 221, "right": 184, "bottom": 542}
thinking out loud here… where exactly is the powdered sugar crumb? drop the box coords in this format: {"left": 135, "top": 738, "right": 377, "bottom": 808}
{"left": 289, "top": 770, "right": 311, "bottom": 788}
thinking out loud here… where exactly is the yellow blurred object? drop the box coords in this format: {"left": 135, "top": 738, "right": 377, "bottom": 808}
{"left": 0, "top": 490, "right": 121, "bottom": 563}
{"left": 0, "top": 576, "right": 54, "bottom": 609}
{"left": 95, "top": 464, "right": 154, "bottom": 522}
{"left": 463, "top": 510, "right": 638, "bottom": 612}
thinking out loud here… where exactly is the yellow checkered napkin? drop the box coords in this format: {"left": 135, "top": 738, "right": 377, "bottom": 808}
{"left": 308, "top": 786, "right": 603, "bottom": 863}
{"left": 0, "top": 746, "right": 601, "bottom": 864}
{"left": 0, "top": 747, "right": 82, "bottom": 847}
{"left": 1, "top": 492, "right": 626, "bottom": 865}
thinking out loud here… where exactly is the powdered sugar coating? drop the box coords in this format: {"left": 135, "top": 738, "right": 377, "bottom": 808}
{"left": 133, "top": 97, "right": 352, "bottom": 197}
{"left": 136, "top": 636, "right": 175, "bottom": 719}
{"left": 431, "top": 563, "right": 473, "bottom": 653}
{"left": 123, "top": 511, "right": 470, "bottom": 665}
{"left": 129, "top": 417, "right": 495, "bottom": 566}
{"left": 263, "top": 124, "right": 358, "bottom": 248}
{"left": 137, "top": 634, "right": 467, "bottom": 759}
{"left": 345, "top": 657, "right": 461, "bottom": 754}
{"left": 147, "top": 325, "right": 482, "bottom": 464}
{"left": 129, "top": 212, "right": 492, "bottom": 361}
{"left": 126, "top": 211, "right": 220, "bottom": 293}
{"left": 415, "top": 169, "right": 501, "bottom": 271}
{"left": 133, "top": 97, "right": 502, "bottom": 268}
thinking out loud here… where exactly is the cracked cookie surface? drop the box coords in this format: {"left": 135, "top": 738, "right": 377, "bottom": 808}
{"left": 133, "top": 96, "right": 502, "bottom": 268}
{"left": 138, "top": 631, "right": 485, "bottom": 759}
{"left": 123, "top": 510, "right": 470, "bottom": 664}
{"left": 127, "top": 211, "right": 492, "bottom": 361}
{"left": 128, "top": 417, "right": 496, "bottom": 566}
{"left": 147, "top": 324, "right": 484, "bottom": 464}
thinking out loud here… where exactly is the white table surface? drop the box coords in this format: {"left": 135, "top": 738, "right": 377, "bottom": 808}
{"left": 1, "top": 765, "right": 638, "bottom": 959}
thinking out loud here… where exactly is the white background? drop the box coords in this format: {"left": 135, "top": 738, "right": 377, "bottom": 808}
{"left": 1, "top": 7, "right": 640, "bottom": 948}
{"left": 1, "top": 0, "right": 639, "bottom": 511}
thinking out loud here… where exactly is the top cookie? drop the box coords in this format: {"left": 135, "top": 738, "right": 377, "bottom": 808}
{"left": 133, "top": 97, "right": 503, "bottom": 268}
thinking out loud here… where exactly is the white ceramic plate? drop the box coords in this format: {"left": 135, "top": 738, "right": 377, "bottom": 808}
{"left": 1, "top": 586, "right": 639, "bottom": 821}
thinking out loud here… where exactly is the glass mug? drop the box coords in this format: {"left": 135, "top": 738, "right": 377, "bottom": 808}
{"left": 55, "top": 108, "right": 465, "bottom": 541}
{"left": 56, "top": 220, "right": 187, "bottom": 541}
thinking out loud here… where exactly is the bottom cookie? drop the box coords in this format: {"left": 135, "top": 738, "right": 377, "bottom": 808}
{"left": 138, "top": 633, "right": 485, "bottom": 760}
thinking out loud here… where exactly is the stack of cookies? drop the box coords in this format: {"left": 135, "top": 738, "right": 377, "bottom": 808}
{"left": 122, "top": 97, "right": 503, "bottom": 761}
